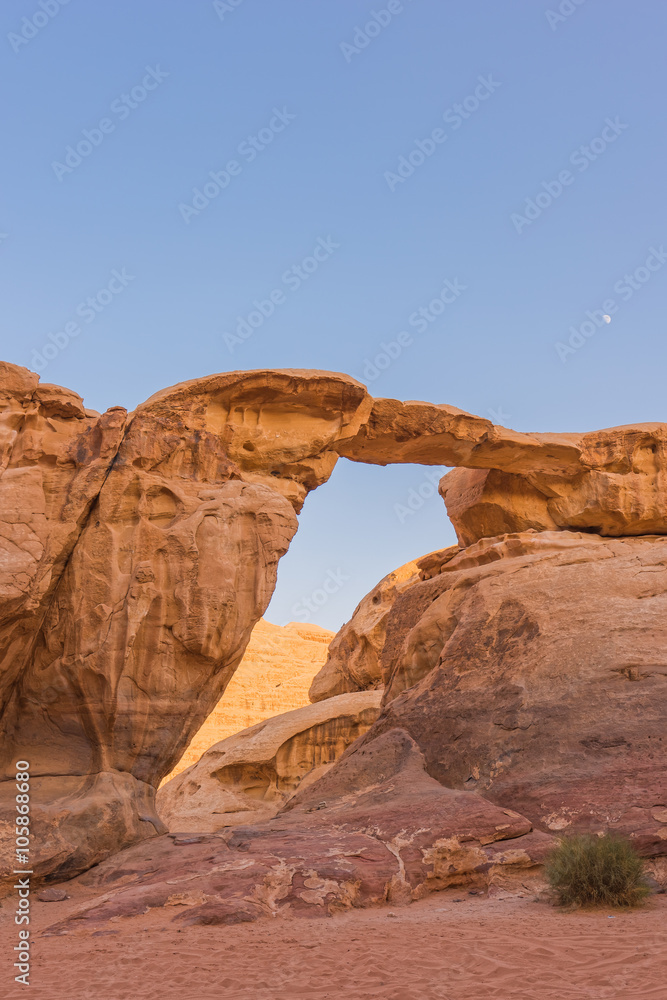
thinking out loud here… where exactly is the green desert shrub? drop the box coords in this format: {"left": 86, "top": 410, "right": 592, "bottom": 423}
{"left": 545, "top": 833, "right": 651, "bottom": 908}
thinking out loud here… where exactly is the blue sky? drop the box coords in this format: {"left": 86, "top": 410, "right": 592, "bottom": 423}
{"left": 2, "top": 0, "right": 665, "bottom": 629}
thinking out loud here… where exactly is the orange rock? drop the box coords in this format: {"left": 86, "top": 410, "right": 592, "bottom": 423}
{"left": 440, "top": 467, "right": 556, "bottom": 546}
{"left": 339, "top": 400, "right": 667, "bottom": 540}
{"left": 49, "top": 730, "right": 549, "bottom": 931}
{"left": 440, "top": 427, "right": 667, "bottom": 545}
{"left": 164, "top": 618, "right": 333, "bottom": 780}
{"left": 367, "top": 531, "right": 667, "bottom": 852}
{"left": 157, "top": 690, "right": 382, "bottom": 831}
{"left": 0, "top": 363, "right": 126, "bottom": 722}
{"left": 309, "top": 551, "right": 457, "bottom": 702}
{"left": 3, "top": 360, "right": 667, "bottom": 884}
{"left": 308, "top": 559, "right": 422, "bottom": 702}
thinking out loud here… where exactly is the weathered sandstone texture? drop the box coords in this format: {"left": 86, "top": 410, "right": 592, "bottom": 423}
{"left": 1, "top": 367, "right": 367, "bottom": 882}
{"left": 309, "top": 549, "right": 459, "bottom": 702}
{"left": 157, "top": 690, "right": 382, "bottom": 831}
{"left": 48, "top": 729, "right": 551, "bottom": 931}
{"left": 309, "top": 558, "right": 421, "bottom": 702}
{"left": 165, "top": 618, "right": 333, "bottom": 781}
{"left": 358, "top": 531, "right": 667, "bottom": 853}
{"left": 339, "top": 400, "right": 667, "bottom": 539}
{"left": 2, "top": 359, "right": 667, "bottom": 887}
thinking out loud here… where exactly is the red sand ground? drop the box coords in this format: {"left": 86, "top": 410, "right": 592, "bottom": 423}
{"left": 1, "top": 889, "right": 665, "bottom": 1000}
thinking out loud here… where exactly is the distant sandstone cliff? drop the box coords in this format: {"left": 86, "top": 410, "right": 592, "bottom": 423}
{"left": 164, "top": 618, "right": 333, "bottom": 781}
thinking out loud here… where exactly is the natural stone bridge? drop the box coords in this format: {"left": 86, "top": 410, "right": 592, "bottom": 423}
{"left": 1, "top": 361, "right": 666, "bottom": 883}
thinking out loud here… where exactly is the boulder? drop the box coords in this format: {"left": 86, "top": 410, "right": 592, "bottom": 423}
{"left": 365, "top": 530, "right": 667, "bottom": 853}
{"left": 157, "top": 690, "right": 382, "bottom": 830}
{"left": 440, "top": 467, "right": 557, "bottom": 546}
{"left": 46, "top": 729, "right": 550, "bottom": 932}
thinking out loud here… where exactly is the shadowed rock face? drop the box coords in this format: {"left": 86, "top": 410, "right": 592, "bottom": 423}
{"left": 359, "top": 531, "right": 667, "bottom": 853}
{"left": 2, "top": 360, "right": 667, "bottom": 884}
{"left": 308, "top": 548, "right": 459, "bottom": 702}
{"left": 308, "top": 558, "right": 423, "bottom": 702}
{"left": 163, "top": 618, "right": 334, "bottom": 782}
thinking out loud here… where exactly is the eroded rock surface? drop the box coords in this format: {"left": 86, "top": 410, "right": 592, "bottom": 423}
{"left": 362, "top": 531, "right": 667, "bottom": 852}
{"left": 309, "top": 558, "right": 422, "bottom": 702}
{"left": 1, "top": 367, "right": 369, "bottom": 881}
{"left": 157, "top": 690, "right": 382, "bottom": 830}
{"left": 339, "top": 400, "right": 667, "bottom": 539}
{"left": 164, "top": 618, "right": 333, "bottom": 781}
{"left": 309, "top": 549, "right": 459, "bottom": 702}
{"left": 2, "top": 360, "right": 667, "bottom": 886}
{"left": 46, "top": 730, "right": 550, "bottom": 931}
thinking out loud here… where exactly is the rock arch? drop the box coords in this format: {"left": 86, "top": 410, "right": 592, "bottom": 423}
{"left": 1, "top": 361, "right": 665, "bottom": 880}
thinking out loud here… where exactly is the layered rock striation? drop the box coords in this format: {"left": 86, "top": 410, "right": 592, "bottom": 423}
{"left": 164, "top": 618, "right": 333, "bottom": 781}
{"left": 157, "top": 690, "right": 382, "bottom": 830}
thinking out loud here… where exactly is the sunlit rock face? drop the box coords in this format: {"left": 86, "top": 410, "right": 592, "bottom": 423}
{"left": 1, "top": 366, "right": 367, "bottom": 882}
{"left": 2, "top": 359, "right": 667, "bottom": 885}
{"left": 157, "top": 690, "right": 382, "bottom": 831}
{"left": 359, "top": 531, "right": 667, "bottom": 853}
{"left": 164, "top": 618, "right": 334, "bottom": 782}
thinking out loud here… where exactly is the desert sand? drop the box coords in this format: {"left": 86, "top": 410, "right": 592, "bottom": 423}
{"left": 1, "top": 891, "right": 665, "bottom": 1000}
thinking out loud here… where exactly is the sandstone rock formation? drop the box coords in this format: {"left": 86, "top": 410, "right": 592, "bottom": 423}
{"left": 47, "top": 728, "right": 551, "bottom": 931}
{"left": 2, "top": 359, "right": 667, "bottom": 887}
{"left": 2, "top": 367, "right": 365, "bottom": 882}
{"left": 358, "top": 530, "right": 667, "bottom": 853}
{"left": 309, "top": 558, "right": 421, "bottom": 702}
{"left": 309, "top": 550, "right": 459, "bottom": 702}
{"left": 439, "top": 468, "right": 557, "bottom": 546}
{"left": 339, "top": 399, "right": 667, "bottom": 539}
{"left": 165, "top": 618, "right": 333, "bottom": 780}
{"left": 157, "top": 690, "right": 382, "bottom": 830}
